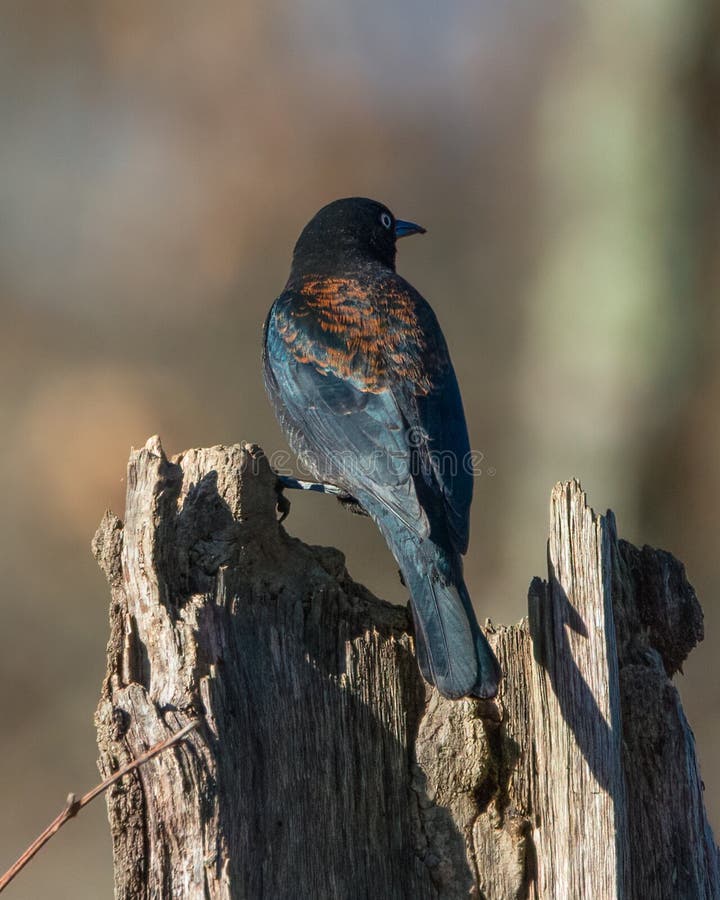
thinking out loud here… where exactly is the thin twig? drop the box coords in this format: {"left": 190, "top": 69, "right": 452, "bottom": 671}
{"left": 0, "top": 718, "right": 201, "bottom": 894}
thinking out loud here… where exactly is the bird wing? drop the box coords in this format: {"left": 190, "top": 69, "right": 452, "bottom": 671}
{"left": 263, "top": 275, "right": 472, "bottom": 553}
{"left": 387, "top": 275, "right": 473, "bottom": 554}
{"left": 400, "top": 355, "right": 473, "bottom": 554}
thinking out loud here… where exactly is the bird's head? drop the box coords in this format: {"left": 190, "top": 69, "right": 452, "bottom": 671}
{"left": 290, "top": 197, "right": 425, "bottom": 276}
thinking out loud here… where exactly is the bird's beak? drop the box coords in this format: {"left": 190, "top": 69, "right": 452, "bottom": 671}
{"left": 395, "top": 219, "right": 426, "bottom": 239}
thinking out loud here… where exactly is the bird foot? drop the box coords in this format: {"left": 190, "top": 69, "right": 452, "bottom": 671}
{"left": 336, "top": 492, "right": 369, "bottom": 517}
{"left": 273, "top": 475, "right": 368, "bottom": 519}
{"left": 274, "top": 480, "right": 292, "bottom": 522}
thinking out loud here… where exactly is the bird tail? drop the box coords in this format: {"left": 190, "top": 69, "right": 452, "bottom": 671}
{"left": 399, "top": 540, "right": 501, "bottom": 700}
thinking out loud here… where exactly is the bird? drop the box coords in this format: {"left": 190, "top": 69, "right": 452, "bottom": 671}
{"left": 262, "top": 197, "right": 501, "bottom": 700}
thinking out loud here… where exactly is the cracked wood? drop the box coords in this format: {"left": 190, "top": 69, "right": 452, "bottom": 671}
{"left": 93, "top": 438, "right": 719, "bottom": 899}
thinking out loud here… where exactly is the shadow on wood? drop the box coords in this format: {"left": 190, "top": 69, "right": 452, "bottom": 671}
{"left": 93, "top": 438, "right": 719, "bottom": 899}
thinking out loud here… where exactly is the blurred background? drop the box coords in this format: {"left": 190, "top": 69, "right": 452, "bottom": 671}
{"left": 1, "top": 0, "right": 718, "bottom": 896}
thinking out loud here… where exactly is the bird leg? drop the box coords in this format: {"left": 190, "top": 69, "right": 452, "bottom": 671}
{"left": 277, "top": 475, "right": 344, "bottom": 495}
{"left": 274, "top": 475, "right": 368, "bottom": 519}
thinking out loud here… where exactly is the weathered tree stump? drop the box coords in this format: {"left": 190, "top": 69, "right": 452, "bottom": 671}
{"left": 93, "top": 437, "right": 719, "bottom": 899}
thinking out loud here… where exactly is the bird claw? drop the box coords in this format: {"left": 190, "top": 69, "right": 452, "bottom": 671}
{"left": 274, "top": 480, "right": 292, "bottom": 522}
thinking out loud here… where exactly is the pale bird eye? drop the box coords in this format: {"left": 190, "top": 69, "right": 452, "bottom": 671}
{"left": 380, "top": 212, "right": 392, "bottom": 229}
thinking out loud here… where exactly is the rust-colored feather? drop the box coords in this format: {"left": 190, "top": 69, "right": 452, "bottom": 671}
{"left": 273, "top": 275, "right": 442, "bottom": 393}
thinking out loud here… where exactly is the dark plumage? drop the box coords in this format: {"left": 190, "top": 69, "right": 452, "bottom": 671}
{"left": 263, "top": 197, "right": 501, "bottom": 699}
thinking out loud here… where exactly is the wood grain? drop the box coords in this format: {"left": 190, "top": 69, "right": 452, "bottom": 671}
{"left": 93, "top": 439, "right": 719, "bottom": 898}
